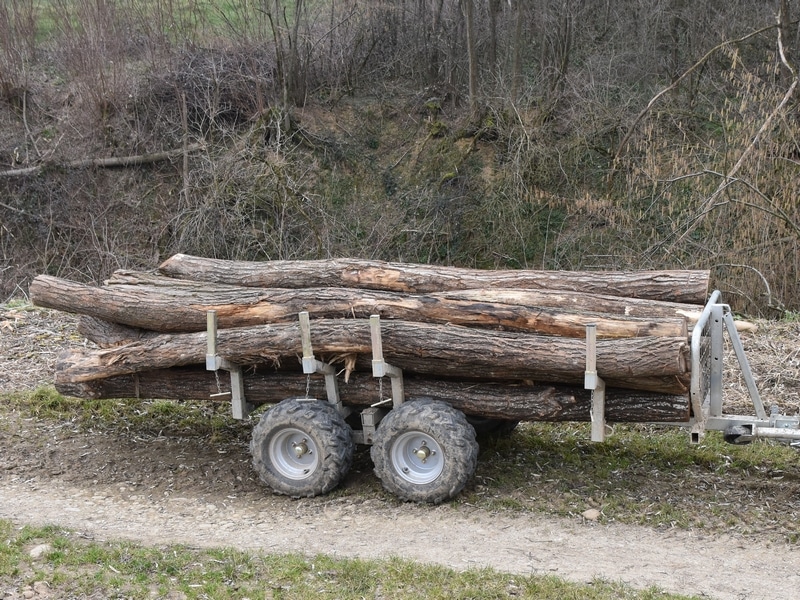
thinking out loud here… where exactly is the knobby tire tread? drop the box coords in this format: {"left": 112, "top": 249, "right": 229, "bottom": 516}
{"left": 371, "top": 398, "right": 478, "bottom": 504}
{"left": 250, "top": 399, "right": 353, "bottom": 498}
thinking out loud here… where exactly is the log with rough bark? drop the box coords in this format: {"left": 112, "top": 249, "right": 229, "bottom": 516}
{"left": 158, "top": 254, "right": 711, "bottom": 304}
{"left": 434, "top": 289, "right": 702, "bottom": 323}
{"left": 108, "top": 269, "right": 702, "bottom": 325}
{"left": 30, "top": 273, "right": 688, "bottom": 338}
{"left": 55, "top": 367, "right": 691, "bottom": 422}
{"left": 77, "top": 316, "right": 160, "bottom": 347}
{"left": 54, "top": 318, "right": 690, "bottom": 394}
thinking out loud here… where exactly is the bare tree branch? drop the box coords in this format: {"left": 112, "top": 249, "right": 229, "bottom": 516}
{"left": 610, "top": 23, "right": 779, "bottom": 175}
{"left": 665, "top": 77, "right": 799, "bottom": 251}
{"left": 0, "top": 143, "right": 205, "bottom": 178}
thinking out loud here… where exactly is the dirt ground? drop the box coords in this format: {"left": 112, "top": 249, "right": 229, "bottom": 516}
{"left": 1, "top": 303, "right": 799, "bottom": 600}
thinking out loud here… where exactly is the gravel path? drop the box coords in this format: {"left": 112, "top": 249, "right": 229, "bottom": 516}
{"left": 1, "top": 476, "right": 798, "bottom": 600}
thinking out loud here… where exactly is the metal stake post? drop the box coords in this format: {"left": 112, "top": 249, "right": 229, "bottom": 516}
{"left": 369, "top": 314, "right": 404, "bottom": 408}
{"left": 205, "top": 310, "right": 249, "bottom": 420}
{"left": 585, "top": 323, "right": 607, "bottom": 442}
{"left": 298, "top": 311, "right": 344, "bottom": 413}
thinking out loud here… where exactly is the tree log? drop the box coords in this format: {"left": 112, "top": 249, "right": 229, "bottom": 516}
{"left": 433, "top": 289, "right": 702, "bottom": 325}
{"left": 111, "top": 269, "right": 700, "bottom": 328}
{"left": 77, "top": 316, "right": 161, "bottom": 347}
{"left": 157, "top": 254, "right": 710, "bottom": 304}
{"left": 55, "top": 367, "right": 690, "bottom": 423}
{"left": 32, "top": 273, "right": 686, "bottom": 338}
{"left": 54, "top": 318, "right": 690, "bottom": 394}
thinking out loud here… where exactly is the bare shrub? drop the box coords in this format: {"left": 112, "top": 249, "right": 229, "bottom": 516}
{"left": 594, "top": 29, "right": 799, "bottom": 315}
{"left": 0, "top": 0, "right": 37, "bottom": 107}
{"left": 160, "top": 46, "right": 279, "bottom": 133}
{"left": 166, "top": 121, "right": 326, "bottom": 260}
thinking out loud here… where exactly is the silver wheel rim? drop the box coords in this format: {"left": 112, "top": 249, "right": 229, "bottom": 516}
{"left": 269, "top": 427, "right": 319, "bottom": 480}
{"left": 390, "top": 431, "right": 444, "bottom": 484}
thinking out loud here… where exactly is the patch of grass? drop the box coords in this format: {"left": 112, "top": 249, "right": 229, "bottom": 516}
{"left": 467, "top": 422, "right": 800, "bottom": 536}
{"left": 0, "top": 520, "right": 696, "bottom": 599}
{"left": 5, "top": 386, "right": 255, "bottom": 444}
{"left": 782, "top": 310, "right": 800, "bottom": 323}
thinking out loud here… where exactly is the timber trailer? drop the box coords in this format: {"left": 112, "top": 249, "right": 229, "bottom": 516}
{"left": 204, "top": 290, "right": 800, "bottom": 504}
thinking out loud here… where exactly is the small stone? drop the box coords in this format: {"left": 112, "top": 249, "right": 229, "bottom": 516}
{"left": 22, "top": 591, "right": 34, "bottom": 600}
{"left": 28, "top": 544, "right": 51, "bottom": 559}
{"left": 582, "top": 508, "right": 601, "bottom": 521}
{"left": 32, "top": 582, "right": 49, "bottom": 596}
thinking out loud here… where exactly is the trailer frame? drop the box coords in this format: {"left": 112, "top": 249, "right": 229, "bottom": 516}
{"left": 680, "top": 290, "right": 800, "bottom": 444}
{"left": 206, "top": 291, "right": 800, "bottom": 445}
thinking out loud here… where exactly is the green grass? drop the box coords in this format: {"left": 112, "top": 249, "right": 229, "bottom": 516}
{"left": 465, "top": 421, "right": 800, "bottom": 535}
{"left": 0, "top": 520, "right": 698, "bottom": 599}
{"left": 5, "top": 386, "right": 258, "bottom": 443}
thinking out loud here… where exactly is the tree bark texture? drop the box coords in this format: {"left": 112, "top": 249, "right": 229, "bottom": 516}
{"left": 157, "top": 254, "right": 710, "bottom": 304}
{"left": 109, "top": 269, "right": 703, "bottom": 324}
{"left": 55, "top": 367, "right": 690, "bottom": 423}
{"left": 31, "top": 274, "right": 687, "bottom": 339}
{"left": 54, "top": 318, "right": 690, "bottom": 394}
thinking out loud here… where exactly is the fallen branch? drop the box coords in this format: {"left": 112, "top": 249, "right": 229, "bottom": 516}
{"left": 0, "top": 143, "right": 205, "bottom": 177}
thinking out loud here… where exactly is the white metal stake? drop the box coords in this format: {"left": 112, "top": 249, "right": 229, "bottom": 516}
{"left": 297, "top": 311, "right": 343, "bottom": 411}
{"left": 369, "top": 315, "right": 405, "bottom": 408}
{"left": 205, "top": 310, "right": 250, "bottom": 419}
{"left": 584, "top": 323, "right": 607, "bottom": 442}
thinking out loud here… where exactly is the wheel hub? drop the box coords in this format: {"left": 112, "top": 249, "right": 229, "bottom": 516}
{"left": 412, "top": 441, "right": 433, "bottom": 462}
{"left": 390, "top": 431, "right": 444, "bottom": 484}
{"left": 269, "top": 428, "right": 320, "bottom": 481}
{"left": 292, "top": 439, "right": 310, "bottom": 458}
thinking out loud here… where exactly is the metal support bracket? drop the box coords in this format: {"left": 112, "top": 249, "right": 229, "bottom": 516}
{"left": 585, "top": 323, "right": 608, "bottom": 442}
{"left": 370, "top": 314, "right": 405, "bottom": 408}
{"left": 298, "top": 311, "right": 347, "bottom": 415}
{"left": 206, "top": 310, "right": 252, "bottom": 420}
{"left": 354, "top": 407, "right": 388, "bottom": 445}
{"left": 721, "top": 309, "right": 766, "bottom": 420}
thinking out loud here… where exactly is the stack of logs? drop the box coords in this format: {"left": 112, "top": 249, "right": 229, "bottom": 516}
{"left": 29, "top": 254, "right": 712, "bottom": 423}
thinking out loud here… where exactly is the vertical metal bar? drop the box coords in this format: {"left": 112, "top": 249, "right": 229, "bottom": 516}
{"left": 297, "top": 312, "right": 345, "bottom": 413}
{"left": 591, "top": 381, "right": 606, "bottom": 443}
{"left": 206, "top": 310, "right": 219, "bottom": 371}
{"left": 584, "top": 324, "right": 606, "bottom": 442}
{"left": 324, "top": 371, "right": 341, "bottom": 408}
{"left": 690, "top": 290, "right": 721, "bottom": 436}
{"left": 229, "top": 366, "right": 248, "bottom": 419}
{"left": 370, "top": 314, "right": 386, "bottom": 377}
{"left": 722, "top": 309, "right": 767, "bottom": 420}
{"left": 585, "top": 323, "right": 597, "bottom": 375}
{"left": 299, "top": 311, "right": 313, "bottom": 359}
{"left": 390, "top": 375, "right": 405, "bottom": 410}
{"left": 709, "top": 304, "right": 724, "bottom": 417}
{"left": 369, "top": 314, "right": 404, "bottom": 407}
{"left": 299, "top": 311, "right": 317, "bottom": 374}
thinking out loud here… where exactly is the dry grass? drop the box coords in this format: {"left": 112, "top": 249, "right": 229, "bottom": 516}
{"left": 723, "top": 319, "right": 800, "bottom": 415}
{"left": 0, "top": 301, "right": 82, "bottom": 393}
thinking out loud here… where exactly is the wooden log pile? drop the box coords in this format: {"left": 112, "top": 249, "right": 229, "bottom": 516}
{"left": 30, "top": 254, "right": 712, "bottom": 423}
